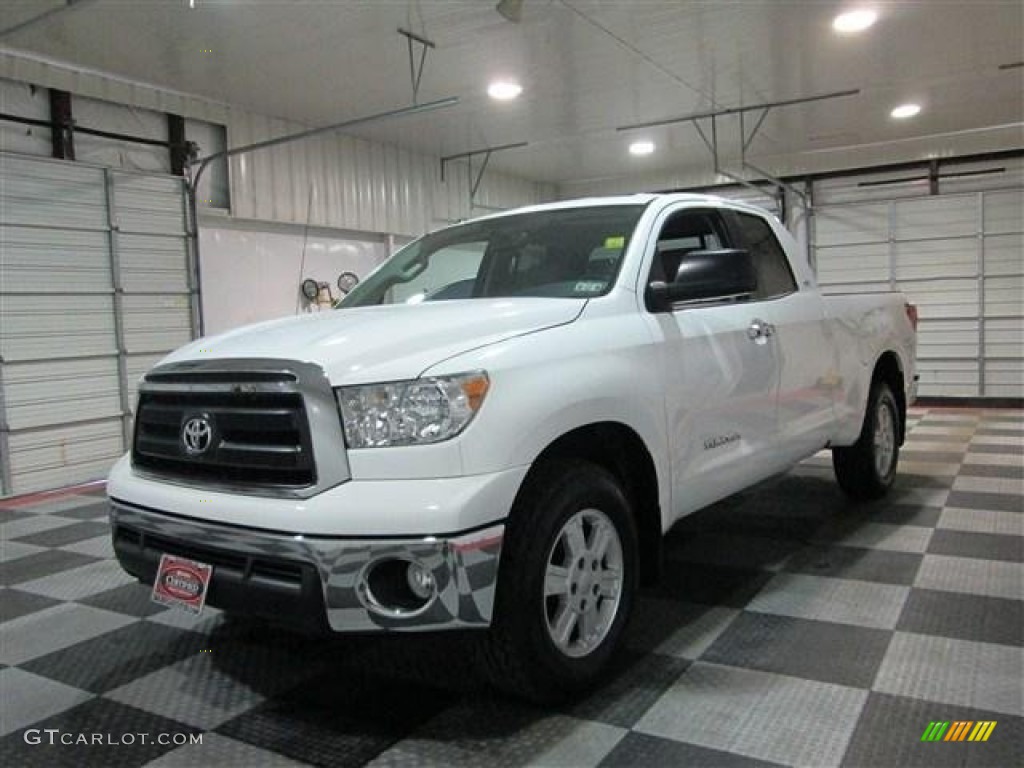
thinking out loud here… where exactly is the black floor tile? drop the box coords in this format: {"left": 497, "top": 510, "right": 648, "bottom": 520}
{"left": 901, "top": 451, "right": 970, "bottom": 464}
{"left": 897, "top": 588, "right": 1023, "bottom": 647}
{"left": 842, "top": 692, "right": 1023, "bottom": 768}
{"left": 701, "top": 612, "right": 892, "bottom": 689}
{"left": 562, "top": 651, "right": 690, "bottom": 728}
{"left": 870, "top": 504, "right": 943, "bottom": 527}
{"left": 51, "top": 501, "right": 111, "bottom": 521}
{"left": 12, "top": 521, "right": 111, "bottom": 548}
{"left": 0, "top": 698, "right": 201, "bottom": 768}
{"left": 783, "top": 544, "right": 923, "bottom": 585}
{"left": 651, "top": 562, "right": 774, "bottom": 609}
{"left": 0, "top": 588, "right": 63, "bottom": 623}
{"left": 216, "top": 671, "right": 459, "bottom": 768}
{"left": 20, "top": 622, "right": 205, "bottom": 694}
{"left": 0, "top": 508, "right": 33, "bottom": 524}
{"left": 927, "top": 529, "right": 1023, "bottom": 563}
{"left": 945, "top": 491, "right": 1023, "bottom": 513}
{"left": 78, "top": 583, "right": 170, "bottom": 619}
{"left": 0, "top": 550, "right": 100, "bottom": 586}
{"left": 600, "top": 731, "right": 784, "bottom": 768}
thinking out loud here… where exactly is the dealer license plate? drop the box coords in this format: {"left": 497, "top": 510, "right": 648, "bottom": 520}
{"left": 151, "top": 553, "right": 213, "bottom": 615}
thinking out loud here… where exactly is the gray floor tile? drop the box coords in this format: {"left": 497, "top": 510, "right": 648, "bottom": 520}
{"left": 915, "top": 554, "right": 1024, "bottom": 600}
{"left": 667, "top": 532, "right": 802, "bottom": 572}
{"left": 0, "top": 667, "right": 94, "bottom": 737}
{"left": 0, "top": 540, "right": 46, "bottom": 563}
{"left": 79, "top": 582, "right": 171, "bottom": 618}
{"left": 938, "top": 508, "right": 1024, "bottom": 536}
{"left": 15, "top": 558, "right": 137, "bottom": 600}
{"left": 0, "top": 588, "right": 62, "bottom": 623}
{"left": 946, "top": 490, "right": 1022, "bottom": 513}
{"left": 51, "top": 501, "right": 111, "bottom": 520}
{"left": 60, "top": 533, "right": 115, "bottom": 558}
{"left": 959, "top": 463, "right": 1024, "bottom": 480}
{"left": 816, "top": 522, "right": 933, "bottom": 553}
{"left": 927, "top": 529, "right": 1023, "bottom": 563}
{"left": 897, "top": 588, "right": 1023, "bottom": 647}
{"left": 0, "top": 697, "right": 200, "bottom": 768}
{"left": 0, "top": 515, "right": 80, "bottom": 541}
{"left": 11, "top": 520, "right": 110, "bottom": 549}
{"left": 599, "top": 731, "right": 783, "bottom": 768}
{"left": 783, "top": 545, "right": 923, "bottom": 585}
{"left": 634, "top": 662, "right": 868, "bottom": 768}
{"left": 0, "top": 603, "right": 136, "bottom": 666}
{"left": 624, "top": 597, "right": 740, "bottom": 659}
{"left": 843, "top": 692, "right": 1023, "bottom": 768}
{"left": 144, "top": 733, "right": 310, "bottom": 768}
{"left": 873, "top": 632, "right": 1024, "bottom": 716}
{"left": 702, "top": 612, "right": 892, "bottom": 688}
{"left": 746, "top": 573, "right": 910, "bottom": 629}
{"left": 20, "top": 621, "right": 205, "bottom": 694}
{"left": 0, "top": 548, "right": 100, "bottom": 586}
{"left": 562, "top": 652, "right": 690, "bottom": 728}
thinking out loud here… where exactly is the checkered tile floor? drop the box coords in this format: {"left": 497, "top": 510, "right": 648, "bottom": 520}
{"left": 1, "top": 407, "right": 1021, "bottom": 768}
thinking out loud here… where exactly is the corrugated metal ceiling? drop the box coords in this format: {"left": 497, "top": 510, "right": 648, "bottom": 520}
{"left": 0, "top": 0, "right": 1021, "bottom": 186}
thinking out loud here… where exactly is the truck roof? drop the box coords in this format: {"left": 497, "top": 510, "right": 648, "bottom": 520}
{"left": 468, "top": 192, "right": 773, "bottom": 223}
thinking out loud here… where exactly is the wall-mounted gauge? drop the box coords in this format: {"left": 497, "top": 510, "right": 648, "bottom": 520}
{"left": 301, "top": 278, "right": 319, "bottom": 301}
{"left": 337, "top": 271, "right": 360, "bottom": 294}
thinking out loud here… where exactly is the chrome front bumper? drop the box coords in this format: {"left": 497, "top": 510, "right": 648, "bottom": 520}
{"left": 110, "top": 500, "right": 503, "bottom": 633}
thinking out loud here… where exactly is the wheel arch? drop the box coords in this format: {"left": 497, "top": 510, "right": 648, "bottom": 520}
{"left": 517, "top": 422, "right": 663, "bottom": 586}
{"left": 872, "top": 350, "right": 907, "bottom": 444}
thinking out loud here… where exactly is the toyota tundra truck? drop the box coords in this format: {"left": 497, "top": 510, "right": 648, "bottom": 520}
{"left": 108, "top": 193, "right": 917, "bottom": 701}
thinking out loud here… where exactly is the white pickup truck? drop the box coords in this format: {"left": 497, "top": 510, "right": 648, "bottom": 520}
{"left": 109, "top": 193, "right": 916, "bottom": 701}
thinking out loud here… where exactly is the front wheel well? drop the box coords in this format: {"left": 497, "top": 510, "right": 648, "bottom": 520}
{"left": 520, "top": 423, "right": 662, "bottom": 586}
{"left": 872, "top": 351, "right": 907, "bottom": 444}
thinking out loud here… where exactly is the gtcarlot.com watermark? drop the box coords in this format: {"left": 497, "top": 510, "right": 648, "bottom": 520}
{"left": 23, "top": 729, "right": 202, "bottom": 747}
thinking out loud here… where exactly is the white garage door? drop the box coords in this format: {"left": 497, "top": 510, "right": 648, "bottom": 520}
{"left": 0, "top": 152, "right": 195, "bottom": 495}
{"left": 811, "top": 161, "right": 1023, "bottom": 399}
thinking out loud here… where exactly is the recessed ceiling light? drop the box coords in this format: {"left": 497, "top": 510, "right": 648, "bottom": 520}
{"left": 488, "top": 81, "right": 522, "bottom": 100}
{"left": 629, "top": 140, "right": 655, "bottom": 156}
{"left": 890, "top": 103, "right": 921, "bottom": 119}
{"left": 833, "top": 9, "right": 878, "bottom": 33}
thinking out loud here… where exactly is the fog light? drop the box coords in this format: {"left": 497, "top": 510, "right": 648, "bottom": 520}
{"left": 406, "top": 562, "right": 435, "bottom": 599}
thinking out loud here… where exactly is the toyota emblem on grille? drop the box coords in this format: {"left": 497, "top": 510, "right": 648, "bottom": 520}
{"left": 181, "top": 415, "right": 214, "bottom": 455}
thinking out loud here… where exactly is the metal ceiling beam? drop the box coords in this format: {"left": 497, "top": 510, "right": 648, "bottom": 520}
{"left": 398, "top": 27, "right": 436, "bottom": 104}
{"left": 189, "top": 96, "right": 459, "bottom": 191}
{"left": 439, "top": 141, "right": 529, "bottom": 213}
{"left": 0, "top": 0, "right": 97, "bottom": 40}
{"left": 615, "top": 89, "right": 861, "bottom": 133}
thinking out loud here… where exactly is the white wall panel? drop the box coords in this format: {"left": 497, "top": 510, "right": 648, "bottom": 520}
{"left": 894, "top": 195, "right": 977, "bottom": 240}
{"left": 0, "top": 77, "right": 51, "bottom": 157}
{"left": 1, "top": 153, "right": 194, "bottom": 495}
{"left": 813, "top": 161, "right": 1023, "bottom": 399}
{"left": 3, "top": 358, "right": 121, "bottom": 431}
{"left": 223, "top": 108, "right": 551, "bottom": 238}
{"left": 7, "top": 421, "right": 125, "bottom": 496}
{"left": 0, "top": 226, "right": 111, "bottom": 293}
{"left": 198, "top": 219, "right": 388, "bottom": 335}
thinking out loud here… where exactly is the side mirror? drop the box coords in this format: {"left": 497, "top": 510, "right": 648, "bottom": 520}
{"left": 646, "top": 248, "right": 756, "bottom": 312}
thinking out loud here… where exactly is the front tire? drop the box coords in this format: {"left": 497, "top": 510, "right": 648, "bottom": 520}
{"left": 480, "top": 460, "right": 638, "bottom": 703}
{"left": 833, "top": 381, "right": 901, "bottom": 500}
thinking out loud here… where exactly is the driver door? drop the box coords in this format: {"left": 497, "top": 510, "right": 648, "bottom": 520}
{"left": 642, "top": 207, "right": 781, "bottom": 519}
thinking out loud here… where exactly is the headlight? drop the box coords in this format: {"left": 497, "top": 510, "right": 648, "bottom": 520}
{"left": 335, "top": 371, "right": 489, "bottom": 448}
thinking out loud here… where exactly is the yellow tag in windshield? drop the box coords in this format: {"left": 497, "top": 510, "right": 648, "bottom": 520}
{"left": 604, "top": 236, "right": 625, "bottom": 249}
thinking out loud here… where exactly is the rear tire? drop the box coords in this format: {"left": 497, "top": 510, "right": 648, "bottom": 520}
{"left": 833, "top": 381, "right": 901, "bottom": 500}
{"left": 479, "top": 459, "right": 638, "bottom": 703}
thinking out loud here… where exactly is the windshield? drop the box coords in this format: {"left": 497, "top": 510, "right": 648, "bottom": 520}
{"left": 340, "top": 205, "right": 646, "bottom": 307}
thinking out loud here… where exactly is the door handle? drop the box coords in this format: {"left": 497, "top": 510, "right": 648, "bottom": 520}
{"left": 747, "top": 319, "right": 775, "bottom": 340}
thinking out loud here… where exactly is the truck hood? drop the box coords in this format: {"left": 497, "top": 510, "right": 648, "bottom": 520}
{"left": 160, "top": 298, "right": 586, "bottom": 384}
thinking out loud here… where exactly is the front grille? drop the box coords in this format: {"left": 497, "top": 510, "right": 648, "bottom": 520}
{"left": 133, "top": 388, "right": 316, "bottom": 488}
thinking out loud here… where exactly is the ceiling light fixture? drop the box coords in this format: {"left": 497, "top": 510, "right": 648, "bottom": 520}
{"left": 890, "top": 103, "right": 921, "bottom": 119}
{"left": 832, "top": 9, "right": 878, "bottom": 33}
{"left": 629, "top": 140, "right": 655, "bottom": 156}
{"left": 488, "top": 80, "right": 523, "bottom": 100}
